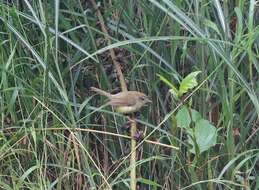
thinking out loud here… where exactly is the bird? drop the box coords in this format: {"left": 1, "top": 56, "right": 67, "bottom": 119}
{"left": 90, "top": 87, "right": 151, "bottom": 114}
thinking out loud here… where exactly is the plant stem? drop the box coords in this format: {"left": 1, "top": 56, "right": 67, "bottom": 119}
{"left": 130, "top": 119, "right": 137, "bottom": 190}
{"left": 89, "top": 1, "right": 137, "bottom": 189}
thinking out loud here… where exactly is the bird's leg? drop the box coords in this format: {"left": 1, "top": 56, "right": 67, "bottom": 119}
{"left": 121, "top": 113, "right": 144, "bottom": 141}
{"left": 133, "top": 130, "right": 144, "bottom": 141}
{"left": 121, "top": 114, "right": 136, "bottom": 131}
{"left": 121, "top": 114, "right": 137, "bottom": 131}
{"left": 132, "top": 112, "right": 144, "bottom": 141}
{"left": 121, "top": 119, "right": 132, "bottom": 131}
{"left": 134, "top": 111, "right": 141, "bottom": 119}
{"left": 122, "top": 112, "right": 140, "bottom": 125}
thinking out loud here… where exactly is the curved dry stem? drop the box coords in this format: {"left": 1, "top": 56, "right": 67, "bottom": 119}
{"left": 89, "top": 1, "right": 137, "bottom": 189}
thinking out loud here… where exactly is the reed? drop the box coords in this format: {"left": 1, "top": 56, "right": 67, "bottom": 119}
{"left": 0, "top": 0, "right": 258, "bottom": 189}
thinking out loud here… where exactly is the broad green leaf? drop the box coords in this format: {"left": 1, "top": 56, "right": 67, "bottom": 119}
{"left": 188, "top": 119, "right": 217, "bottom": 154}
{"left": 190, "top": 109, "right": 202, "bottom": 122}
{"left": 179, "top": 71, "right": 201, "bottom": 96}
{"left": 176, "top": 105, "right": 191, "bottom": 128}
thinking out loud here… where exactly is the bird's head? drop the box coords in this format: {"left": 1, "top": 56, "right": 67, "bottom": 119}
{"left": 136, "top": 93, "right": 152, "bottom": 106}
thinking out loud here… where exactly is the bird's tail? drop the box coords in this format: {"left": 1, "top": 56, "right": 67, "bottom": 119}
{"left": 90, "top": 87, "right": 111, "bottom": 98}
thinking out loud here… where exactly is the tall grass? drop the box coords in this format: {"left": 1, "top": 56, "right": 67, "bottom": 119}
{"left": 0, "top": 0, "right": 258, "bottom": 189}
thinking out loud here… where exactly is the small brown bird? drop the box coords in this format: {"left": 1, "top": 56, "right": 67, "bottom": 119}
{"left": 91, "top": 87, "right": 151, "bottom": 114}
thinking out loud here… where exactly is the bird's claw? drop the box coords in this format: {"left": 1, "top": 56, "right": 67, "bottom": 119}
{"left": 133, "top": 131, "right": 144, "bottom": 141}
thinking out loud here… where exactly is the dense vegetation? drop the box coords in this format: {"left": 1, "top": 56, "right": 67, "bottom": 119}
{"left": 0, "top": 1, "right": 258, "bottom": 189}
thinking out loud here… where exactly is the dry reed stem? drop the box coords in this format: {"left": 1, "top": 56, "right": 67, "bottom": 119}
{"left": 89, "top": 1, "right": 138, "bottom": 189}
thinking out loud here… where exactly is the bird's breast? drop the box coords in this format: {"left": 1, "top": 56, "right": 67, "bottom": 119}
{"left": 115, "top": 105, "right": 140, "bottom": 114}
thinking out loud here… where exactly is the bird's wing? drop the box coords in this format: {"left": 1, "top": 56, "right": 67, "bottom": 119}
{"left": 109, "top": 97, "right": 136, "bottom": 106}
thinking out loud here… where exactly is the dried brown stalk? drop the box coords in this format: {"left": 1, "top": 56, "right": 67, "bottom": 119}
{"left": 89, "top": 1, "right": 139, "bottom": 189}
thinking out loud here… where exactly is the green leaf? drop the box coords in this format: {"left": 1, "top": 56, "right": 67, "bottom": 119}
{"left": 138, "top": 178, "right": 162, "bottom": 188}
{"left": 190, "top": 109, "right": 202, "bottom": 122}
{"left": 176, "top": 105, "right": 191, "bottom": 129}
{"left": 169, "top": 88, "right": 179, "bottom": 98}
{"left": 188, "top": 119, "right": 217, "bottom": 154}
{"left": 204, "top": 19, "right": 221, "bottom": 36}
{"left": 179, "top": 71, "right": 201, "bottom": 96}
{"left": 157, "top": 74, "right": 179, "bottom": 97}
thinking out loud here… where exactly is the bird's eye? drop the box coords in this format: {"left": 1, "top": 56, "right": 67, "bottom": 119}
{"left": 139, "top": 96, "right": 146, "bottom": 101}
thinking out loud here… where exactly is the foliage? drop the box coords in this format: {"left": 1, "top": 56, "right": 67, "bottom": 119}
{"left": 0, "top": 0, "right": 259, "bottom": 190}
{"left": 160, "top": 71, "right": 217, "bottom": 155}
